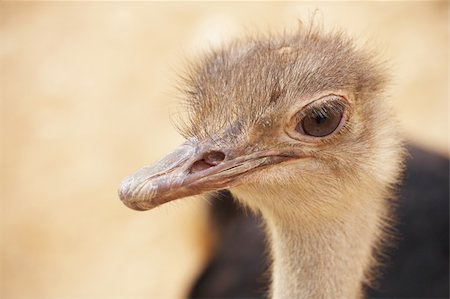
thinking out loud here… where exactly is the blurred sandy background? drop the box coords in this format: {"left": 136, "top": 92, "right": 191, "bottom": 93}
{"left": 1, "top": 2, "right": 448, "bottom": 299}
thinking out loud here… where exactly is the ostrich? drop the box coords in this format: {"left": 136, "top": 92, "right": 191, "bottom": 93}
{"left": 118, "top": 26, "right": 404, "bottom": 299}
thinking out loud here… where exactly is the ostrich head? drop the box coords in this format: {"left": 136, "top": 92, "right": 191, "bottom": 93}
{"left": 119, "top": 25, "right": 405, "bottom": 299}
{"left": 119, "top": 27, "right": 402, "bottom": 218}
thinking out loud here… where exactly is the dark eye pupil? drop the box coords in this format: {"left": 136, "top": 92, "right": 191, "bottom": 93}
{"left": 297, "top": 108, "right": 343, "bottom": 137}
{"left": 315, "top": 115, "right": 326, "bottom": 125}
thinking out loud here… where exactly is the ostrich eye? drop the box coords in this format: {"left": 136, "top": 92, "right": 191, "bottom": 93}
{"left": 296, "top": 101, "right": 345, "bottom": 137}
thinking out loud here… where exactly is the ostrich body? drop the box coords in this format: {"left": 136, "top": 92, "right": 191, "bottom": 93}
{"left": 119, "top": 26, "right": 404, "bottom": 299}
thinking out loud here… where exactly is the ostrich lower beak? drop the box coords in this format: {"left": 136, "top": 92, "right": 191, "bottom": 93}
{"left": 118, "top": 141, "right": 297, "bottom": 211}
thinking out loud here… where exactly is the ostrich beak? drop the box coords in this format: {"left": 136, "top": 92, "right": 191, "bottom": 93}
{"left": 118, "top": 141, "right": 297, "bottom": 211}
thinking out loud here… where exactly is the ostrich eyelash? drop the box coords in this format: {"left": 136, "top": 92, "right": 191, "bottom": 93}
{"left": 296, "top": 97, "right": 347, "bottom": 122}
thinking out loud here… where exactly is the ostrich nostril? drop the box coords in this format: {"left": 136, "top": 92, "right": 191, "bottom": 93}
{"left": 190, "top": 151, "right": 226, "bottom": 173}
{"left": 204, "top": 151, "right": 226, "bottom": 165}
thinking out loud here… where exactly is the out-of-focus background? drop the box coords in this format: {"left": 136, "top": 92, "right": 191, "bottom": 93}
{"left": 1, "top": 2, "right": 448, "bottom": 299}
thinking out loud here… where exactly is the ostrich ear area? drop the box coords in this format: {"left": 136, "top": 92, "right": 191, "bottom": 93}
{"left": 118, "top": 141, "right": 300, "bottom": 211}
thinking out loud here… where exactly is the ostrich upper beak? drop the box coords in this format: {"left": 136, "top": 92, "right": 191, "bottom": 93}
{"left": 118, "top": 140, "right": 298, "bottom": 211}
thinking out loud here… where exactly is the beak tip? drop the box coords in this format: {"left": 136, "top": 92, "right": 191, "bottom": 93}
{"left": 117, "top": 177, "right": 153, "bottom": 211}
{"left": 123, "top": 201, "right": 151, "bottom": 211}
{"left": 117, "top": 177, "right": 131, "bottom": 201}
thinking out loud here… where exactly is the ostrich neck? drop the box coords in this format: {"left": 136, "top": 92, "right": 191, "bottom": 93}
{"left": 260, "top": 191, "right": 385, "bottom": 299}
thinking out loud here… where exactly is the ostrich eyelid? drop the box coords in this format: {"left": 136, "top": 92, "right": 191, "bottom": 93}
{"left": 284, "top": 94, "right": 350, "bottom": 142}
